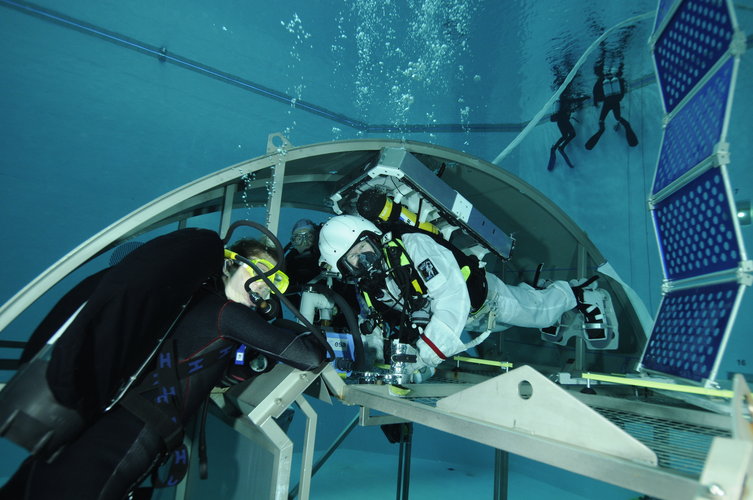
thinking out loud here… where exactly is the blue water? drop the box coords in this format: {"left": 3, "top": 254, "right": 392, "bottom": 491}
{"left": 1, "top": 0, "right": 752, "bottom": 498}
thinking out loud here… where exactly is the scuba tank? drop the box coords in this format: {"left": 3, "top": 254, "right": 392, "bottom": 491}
{"left": 603, "top": 75, "right": 621, "bottom": 98}
{"left": 357, "top": 189, "right": 439, "bottom": 235}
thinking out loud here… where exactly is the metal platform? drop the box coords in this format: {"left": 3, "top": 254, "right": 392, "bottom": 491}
{"left": 317, "top": 365, "right": 751, "bottom": 500}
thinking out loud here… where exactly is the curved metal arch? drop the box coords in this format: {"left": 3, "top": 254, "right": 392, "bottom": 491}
{"left": 0, "top": 138, "right": 616, "bottom": 338}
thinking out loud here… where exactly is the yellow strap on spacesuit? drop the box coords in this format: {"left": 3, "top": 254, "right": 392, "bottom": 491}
{"left": 460, "top": 266, "right": 471, "bottom": 280}
{"left": 362, "top": 291, "right": 374, "bottom": 308}
{"left": 383, "top": 239, "right": 425, "bottom": 294}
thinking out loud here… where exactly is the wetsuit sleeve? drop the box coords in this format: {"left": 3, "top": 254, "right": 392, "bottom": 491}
{"left": 402, "top": 233, "right": 471, "bottom": 364}
{"left": 216, "top": 302, "right": 326, "bottom": 371}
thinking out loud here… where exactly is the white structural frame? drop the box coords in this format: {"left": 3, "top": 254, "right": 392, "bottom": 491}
{"left": 1, "top": 137, "right": 750, "bottom": 499}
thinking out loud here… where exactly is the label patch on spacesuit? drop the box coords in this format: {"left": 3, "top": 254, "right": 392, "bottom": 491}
{"left": 417, "top": 259, "right": 439, "bottom": 281}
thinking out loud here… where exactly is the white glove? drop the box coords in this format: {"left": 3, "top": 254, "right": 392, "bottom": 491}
{"left": 415, "top": 338, "right": 443, "bottom": 368}
{"left": 411, "top": 362, "right": 436, "bottom": 383}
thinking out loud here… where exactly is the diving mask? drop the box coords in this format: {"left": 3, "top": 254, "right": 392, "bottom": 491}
{"left": 224, "top": 249, "right": 289, "bottom": 295}
{"left": 341, "top": 236, "right": 384, "bottom": 279}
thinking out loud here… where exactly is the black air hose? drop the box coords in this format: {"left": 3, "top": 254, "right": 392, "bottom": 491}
{"left": 222, "top": 220, "right": 335, "bottom": 361}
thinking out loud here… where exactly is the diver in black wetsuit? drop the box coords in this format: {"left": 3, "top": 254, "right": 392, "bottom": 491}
{"left": 284, "top": 219, "right": 321, "bottom": 308}
{"left": 585, "top": 64, "right": 638, "bottom": 150}
{"left": 0, "top": 228, "right": 327, "bottom": 500}
{"left": 547, "top": 89, "right": 588, "bottom": 171}
{"left": 283, "top": 218, "right": 360, "bottom": 332}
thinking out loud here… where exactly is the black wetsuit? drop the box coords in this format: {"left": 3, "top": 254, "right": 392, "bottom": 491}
{"left": 548, "top": 96, "right": 578, "bottom": 169}
{"left": 0, "top": 229, "right": 326, "bottom": 500}
{"left": 284, "top": 246, "right": 322, "bottom": 310}
{"left": 586, "top": 74, "right": 637, "bottom": 149}
{"left": 595, "top": 75, "right": 627, "bottom": 125}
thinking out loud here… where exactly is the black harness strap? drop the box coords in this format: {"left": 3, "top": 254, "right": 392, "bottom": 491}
{"left": 119, "top": 392, "right": 184, "bottom": 451}
{"left": 119, "top": 340, "right": 188, "bottom": 489}
{"left": 121, "top": 338, "right": 239, "bottom": 490}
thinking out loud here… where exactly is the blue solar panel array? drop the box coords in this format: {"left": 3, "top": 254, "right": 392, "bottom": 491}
{"left": 653, "top": 168, "right": 741, "bottom": 281}
{"left": 654, "top": 0, "right": 676, "bottom": 32}
{"left": 641, "top": 281, "right": 740, "bottom": 382}
{"left": 654, "top": 0, "right": 735, "bottom": 113}
{"left": 643, "top": 0, "right": 747, "bottom": 385}
{"left": 652, "top": 58, "right": 734, "bottom": 195}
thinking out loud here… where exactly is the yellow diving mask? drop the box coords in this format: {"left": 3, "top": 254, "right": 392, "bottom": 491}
{"left": 224, "top": 249, "right": 289, "bottom": 295}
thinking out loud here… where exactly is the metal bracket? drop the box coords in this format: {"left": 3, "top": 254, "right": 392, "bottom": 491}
{"left": 712, "top": 141, "right": 730, "bottom": 167}
{"left": 738, "top": 261, "right": 753, "bottom": 286}
{"left": 730, "top": 30, "right": 747, "bottom": 57}
{"left": 294, "top": 394, "right": 317, "bottom": 500}
{"left": 266, "top": 132, "right": 293, "bottom": 154}
{"left": 319, "top": 363, "right": 347, "bottom": 400}
{"left": 696, "top": 438, "right": 752, "bottom": 500}
{"left": 435, "top": 365, "right": 658, "bottom": 465}
{"left": 731, "top": 374, "right": 753, "bottom": 442}
{"left": 227, "top": 364, "right": 318, "bottom": 426}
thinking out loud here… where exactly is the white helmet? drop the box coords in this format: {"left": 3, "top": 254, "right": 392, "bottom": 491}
{"left": 319, "top": 215, "right": 382, "bottom": 276}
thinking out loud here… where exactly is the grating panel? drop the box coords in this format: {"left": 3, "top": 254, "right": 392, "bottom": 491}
{"left": 641, "top": 281, "right": 741, "bottom": 382}
{"left": 652, "top": 58, "right": 734, "bottom": 195}
{"left": 392, "top": 377, "right": 730, "bottom": 479}
{"left": 592, "top": 406, "right": 730, "bottom": 477}
{"left": 653, "top": 168, "right": 740, "bottom": 281}
{"left": 654, "top": 0, "right": 734, "bottom": 113}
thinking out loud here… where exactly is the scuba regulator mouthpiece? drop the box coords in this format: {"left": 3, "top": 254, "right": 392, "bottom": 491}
{"left": 356, "top": 250, "right": 382, "bottom": 276}
{"left": 248, "top": 289, "right": 280, "bottom": 321}
{"left": 248, "top": 291, "right": 268, "bottom": 310}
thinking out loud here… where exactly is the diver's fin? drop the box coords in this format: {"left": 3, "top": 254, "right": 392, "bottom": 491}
{"left": 546, "top": 148, "right": 556, "bottom": 171}
{"left": 585, "top": 130, "right": 603, "bottom": 150}
{"left": 559, "top": 149, "right": 575, "bottom": 168}
{"left": 624, "top": 122, "right": 639, "bottom": 147}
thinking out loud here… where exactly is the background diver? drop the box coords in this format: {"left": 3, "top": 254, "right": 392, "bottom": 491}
{"left": 585, "top": 64, "right": 638, "bottom": 150}
{"left": 283, "top": 218, "right": 322, "bottom": 310}
{"left": 548, "top": 88, "right": 589, "bottom": 171}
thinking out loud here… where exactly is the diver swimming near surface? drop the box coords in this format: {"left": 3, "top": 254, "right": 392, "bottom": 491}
{"left": 585, "top": 62, "right": 638, "bottom": 150}
{"left": 548, "top": 87, "right": 589, "bottom": 171}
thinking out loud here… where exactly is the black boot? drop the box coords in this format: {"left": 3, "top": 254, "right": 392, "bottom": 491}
{"left": 571, "top": 276, "right": 606, "bottom": 340}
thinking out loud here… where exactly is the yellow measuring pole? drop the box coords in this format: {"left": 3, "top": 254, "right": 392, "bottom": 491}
{"left": 453, "top": 356, "right": 514, "bottom": 369}
{"left": 582, "top": 372, "right": 734, "bottom": 399}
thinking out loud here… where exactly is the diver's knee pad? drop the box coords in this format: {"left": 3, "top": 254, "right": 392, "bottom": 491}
{"left": 0, "top": 359, "right": 85, "bottom": 460}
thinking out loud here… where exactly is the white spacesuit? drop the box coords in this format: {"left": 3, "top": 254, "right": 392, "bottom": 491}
{"left": 318, "top": 215, "right": 587, "bottom": 373}
{"left": 390, "top": 230, "right": 576, "bottom": 368}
